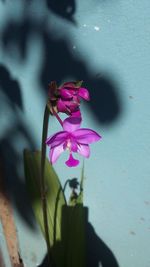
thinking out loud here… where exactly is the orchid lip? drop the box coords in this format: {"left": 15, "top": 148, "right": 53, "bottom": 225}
{"left": 65, "top": 153, "right": 79, "bottom": 167}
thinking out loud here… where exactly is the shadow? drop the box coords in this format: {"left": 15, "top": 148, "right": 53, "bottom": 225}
{"left": 86, "top": 77, "right": 121, "bottom": 124}
{"left": 86, "top": 223, "right": 119, "bottom": 267}
{"left": 0, "top": 65, "right": 23, "bottom": 110}
{"left": 0, "top": 126, "right": 37, "bottom": 229}
{"left": 2, "top": 19, "right": 38, "bottom": 62}
{"left": 0, "top": 64, "right": 36, "bottom": 228}
{"left": 38, "top": 205, "right": 119, "bottom": 267}
{"left": 46, "top": 0, "right": 76, "bottom": 23}
{"left": 41, "top": 30, "right": 121, "bottom": 124}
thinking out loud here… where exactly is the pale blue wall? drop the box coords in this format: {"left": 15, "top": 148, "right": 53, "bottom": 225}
{"left": 0, "top": 0, "right": 150, "bottom": 266}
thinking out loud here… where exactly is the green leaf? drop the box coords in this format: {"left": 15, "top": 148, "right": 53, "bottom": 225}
{"left": 24, "top": 149, "right": 66, "bottom": 266}
{"left": 24, "top": 150, "right": 86, "bottom": 267}
{"left": 64, "top": 163, "right": 86, "bottom": 267}
{"left": 61, "top": 205, "right": 87, "bottom": 267}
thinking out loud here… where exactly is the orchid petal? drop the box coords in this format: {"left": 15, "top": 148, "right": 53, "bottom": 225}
{"left": 77, "top": 144, "right": 90, "bottom": 158}
{"left": 60, "top": 89, "right": 74, "bottom": 99}
{"left": 46, "top": 131, "right": 68, "bottom": 147}
{"left": 63, "top": 116, "right": 82, "bottom": 132}
{"left": 65, "top": 100, "right": 80, "bottom": 112}
{"left": 73, "top": 129, "right": 101, "bottom": 144}
{"left": 63, "top": 139, "right": 78, "bottom": 152}
{"left": 50, "top": 143, "right": 64, "bottom": 164}
{"left": 71, "top": 110, "right": 81, "bottom": 118}
{"left": 65, "top": 153, "right": 79, "bottom": 167}
{"left": 70, "top": 139, "right": 78, "bottom": 152}
{"left": 57, "top": 99, "right": 68, "bottom": 112}
{"left": 78, "top": 87, "right": 90, "bottom": 100}
{"left": 57, "top": 99, "right": 79, "bottom": 114}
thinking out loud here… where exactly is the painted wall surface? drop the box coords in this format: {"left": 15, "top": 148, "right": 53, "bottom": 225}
{"left": 0, "top": 0, "right": 150, "bottom": 266}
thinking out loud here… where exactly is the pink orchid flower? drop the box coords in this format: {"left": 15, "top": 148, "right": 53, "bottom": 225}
{"left": 46, "top": 116, "right": 101, "bottom": 167}
{"left": 57, "top": 82, "right": 90, "bottom": 116}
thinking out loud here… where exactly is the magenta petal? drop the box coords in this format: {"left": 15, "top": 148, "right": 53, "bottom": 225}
{"left": 65, "top": 100, "right": 79, "bottom": 112}
{"left": 60, "top": 89, "right": 74, "bottom": 99}
{"left": 65, "top": 153, "right": 79, "bottom": 167}
{"left": 57, "top": 99, "right": 79, "bottom": 114}
{"left": 77, "top": 144, "right": 90, "bottom": 158}
{"left": 63, "top": 139, "right": 78, "bottom": 152}
{"left": 71, "top": 110, "right": 81, "bottom": 118}
{"left": 78, "top": 88, "right": 90, "bottom": 100}
{"left": 73, "top": 129, "right": 101, "bottom": 144}
{"left": 57, "top": 99, "right": 68, "bottom": 112}
{"left": 50, "top": 144, "right": 64, "bottom": 164}
{"left": 46, "top": 131, "right": 68, "bottom": 147}
{"left": 70, "top": 139, "right": 78, "bottom": 152}
{"left": 63, "top": 116, "right": 82, "bottom": 132}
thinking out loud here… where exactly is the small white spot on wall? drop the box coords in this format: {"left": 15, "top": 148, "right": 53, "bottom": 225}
{"left": 94, "top": 26, "right": 100, "bottom": 31}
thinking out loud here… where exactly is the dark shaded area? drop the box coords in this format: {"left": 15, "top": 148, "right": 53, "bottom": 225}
{"left": 0, "top": 127, "right": 36, "bottom": 229}
{"left": 38, "top": 206, "right": 119, "bottom": 267}
{"left": 87, "top": 77, "right": 120, "bottom": 123}
{"left": 2, "top": 19, "right": 40, "bottom": 61}
{"left": 0, "top": 65, "right": 23, "bottom": 110}
{"left": 2, "top": 21, "right": 29, "bottom": 60}
{"left": 0, "top": 64, "right": 36, "bottom": 228}
{"left": 47, "top": 0, "right": 76, "bottom": 23}
{"left": 86, "top": 223, "right": 119, "bottom": 267}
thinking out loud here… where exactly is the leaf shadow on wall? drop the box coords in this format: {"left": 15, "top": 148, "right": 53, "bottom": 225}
{"left": 2, "top": 1, "right": 122, "bottom": 126}
{"left": 0, "top": 64, "right": 37, "bottom": 229}
{"left": 0, "top": 65, "right": 23, "bottom": 110}
{"left": 46, "top": 0, "right": 76, "bottom": 24}
{"left": 41, "top": 30, "right": 121, "bottom": 124}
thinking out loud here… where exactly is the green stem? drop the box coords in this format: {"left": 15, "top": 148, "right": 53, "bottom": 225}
{"left": 41, "top": 105, "right": 54, "bottom": 267}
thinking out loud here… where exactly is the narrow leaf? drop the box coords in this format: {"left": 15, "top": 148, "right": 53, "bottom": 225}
{"left": 24, "top": 149, "right": 66, "bottom": 267}
{"left": 61, "top": 205, "right": 87, "bottom": 267}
